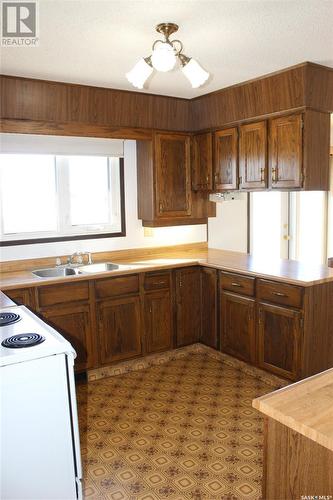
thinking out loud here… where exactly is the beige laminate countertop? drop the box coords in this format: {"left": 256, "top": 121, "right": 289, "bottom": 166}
{"left": 253, "top": 367, "right": 333, "bottom": 451}
{"left": 1, "top": 248, "right": 333, "bottom": 290}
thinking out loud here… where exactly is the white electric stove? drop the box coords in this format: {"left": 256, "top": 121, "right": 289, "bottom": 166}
{"left": 0, "top": 305, "right": 82, "bottom": 500}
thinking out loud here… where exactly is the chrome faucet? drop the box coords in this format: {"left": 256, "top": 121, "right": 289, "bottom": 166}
{"left": 67, "top": 251, "right": 93, "bottom": 266}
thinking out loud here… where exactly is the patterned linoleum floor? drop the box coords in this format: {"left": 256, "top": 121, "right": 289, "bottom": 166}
{"left": 77, "top": 350, "right": 284, "bottom": 499}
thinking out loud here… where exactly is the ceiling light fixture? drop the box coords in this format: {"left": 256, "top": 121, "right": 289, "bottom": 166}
{"left": 126, "top": 23, "right": 209, "bottom": 89}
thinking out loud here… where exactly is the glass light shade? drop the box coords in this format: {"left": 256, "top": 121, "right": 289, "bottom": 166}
{"left": 151, "top": 42, "right": 176, "bottom": 72}
{"left": 181, "top": 58, "right": 209, "bottom": 88}
{"left": 126, "top": 58, "right": 153, "bottom": 89}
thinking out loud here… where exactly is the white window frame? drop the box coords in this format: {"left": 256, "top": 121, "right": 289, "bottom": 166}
{"left": 0, "top": 155, "right": 125, "bottom": 246}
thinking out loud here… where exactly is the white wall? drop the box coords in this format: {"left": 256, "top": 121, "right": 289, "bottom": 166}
{"left": 208, "top": 193, "right": 248, "bottom": 253}
{"left": 0, "top": 141, "right": 207, "bottom": 262}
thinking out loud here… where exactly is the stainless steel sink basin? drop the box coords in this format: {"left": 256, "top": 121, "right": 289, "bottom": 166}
{"left": 32, "top": 267, "right": 79, "bottom": 278}
{"left": 78, "top": 262, "right": 119, "bottom": 274}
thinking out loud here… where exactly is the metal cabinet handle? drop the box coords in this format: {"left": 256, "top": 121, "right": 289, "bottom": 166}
{"left": 272, "top": 167, "right": 278, "bottom": 183}
{"left": 231, "top": 282, "right": 242, "bottom": 287}
{"left": 272, "top": 291, "right": 287, "bottom": 297}
{"left": 159, "top": 202, "right": 163, "bottom": 212}
{"left": 260, "top": 167, "right": 265, "bottom": 183}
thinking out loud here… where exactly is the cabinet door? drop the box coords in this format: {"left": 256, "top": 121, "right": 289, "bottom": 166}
{"left": 258, "top": 302, "right": 301, "bottom": 380}
{"left": 155, "top": 133, "right": 191, "bottom": 217}
{"left": 269, "top": 114, "right": 303, "bottom": 189}
{"left": 191, "top": 132, "right": 213, "bottom": 191}
{"left": 201, "top": 267, "right": 217, "bottom": 348}
{"left": 175, "top": 267, "right": 201, "bottom": 347}
{"left": 145, "top": 290, "right": 172, "bottom": 354}
{"left": 5, "top": 287, "right": 36, "bottom": 310}
{"left": 221, "top": 292, "right": 255, "bottom": 363}
{"left": 98, "top": 296, "right": 142, "bottom": 364}
{"left": 41, "top": 303, "right": 94, "bottom": 372}
{"left": 239, "top": 121, "right": 267, "bottom": 189}
{"left": 214, "top": 128, "right": 238, "bottom": 190}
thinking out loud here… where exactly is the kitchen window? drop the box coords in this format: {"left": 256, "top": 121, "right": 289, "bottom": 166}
{"left": 0, "top": 151, "right": 125, "bottom": 246}
{"left": 250, "top": 190, "right": 328, "bottom": 265}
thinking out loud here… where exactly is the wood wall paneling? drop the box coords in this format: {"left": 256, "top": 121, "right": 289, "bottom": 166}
{"left": 0, "top": 75, "right": 191, "bottom": 132}
{"left": 2, "top": 63, "right": 332, "bottom": 138}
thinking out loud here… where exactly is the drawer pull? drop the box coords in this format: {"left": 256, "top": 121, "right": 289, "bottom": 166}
{"left": 272, "top": 291, "right": 287, "bottom": 297}
{"left": 231, "top": 282, "right": 242, "bottom": 287}
{"left": 155, "top": 281, "right": 167, "bottom": 285}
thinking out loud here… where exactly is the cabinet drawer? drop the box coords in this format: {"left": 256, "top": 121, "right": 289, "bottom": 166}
{"left": 144, "top": 272, "right": 170, "bottom": 291}
{"left": 95, "top": 274, "right": 139, "bottom": 299}
{"left": 220, "top": 271, "right": 255, "bottom": 297}
{"left": 38, "top": 281, "right": 89, "bottom": 308}
{"left": 257, "top": 279, "right": 303, "bottom": 308}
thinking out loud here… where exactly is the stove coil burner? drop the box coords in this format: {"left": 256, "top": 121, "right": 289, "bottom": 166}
{"left": 0, "top": 312, "right": 21, "bottom": 327}
{"left": 1, "top": 333, "right": 45, "bottom": 349}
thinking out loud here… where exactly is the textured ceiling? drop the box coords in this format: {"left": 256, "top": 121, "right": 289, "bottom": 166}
{"left": 1, "top": 0, "right": 333, "bottom": 98}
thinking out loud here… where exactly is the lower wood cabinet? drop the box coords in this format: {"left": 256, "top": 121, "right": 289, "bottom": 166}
{"left": 220, "top": 291, "right": 255, "bottom": 363}
{"left": 5, "top": 287, "right": 36, "bottom": 310}
{"left": 200, "top": 267, "right": 217, "bottom": 348}
{"left": 175, "top": 267, "right": 201, "bottom": 347}
{"left": 257, "top": 302, "right": 301, "bottom": 380}
{"left": 144, "top": 290, "right": 172, "bottom": 354}
{"left": 97, "top": 296, "right": 142, "bottom": 364}
{"left": 40, "top": 303, "right": 94, "bottom": 372}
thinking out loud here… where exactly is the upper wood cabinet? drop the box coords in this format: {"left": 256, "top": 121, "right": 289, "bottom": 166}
{"left": 190, "top": 110, "right": 330, "bottom": 193}
{"left": 269, "top": 111, "right": 330, "bottom": 190}
{"left": 269, "top": 114, "right": 303, "bottom": 189}
{"left": 239, "top": 121, "right": 267, "bottom": 189}
{"left": 137, "top": 132, "right": 215, "bottom": 226}
{"left": 191, "top": 132, "right": 213, "bottom": 191}
{"left": 213, "top": 128, "right": 238, "bottom": 190}
{"left": 155, "top": 132, "right": 191, "bottom": 217}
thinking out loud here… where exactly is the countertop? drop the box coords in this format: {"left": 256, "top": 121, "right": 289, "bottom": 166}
{"left": 253, "top": 367, "right": 333, "bottom": 451}
{"left": 1, "top": 247, "right": 333, "bottom": 290}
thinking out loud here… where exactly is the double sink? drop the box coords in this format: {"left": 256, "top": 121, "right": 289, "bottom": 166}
{"left": 32, "top": 262, "right": 119, "bottom": 278}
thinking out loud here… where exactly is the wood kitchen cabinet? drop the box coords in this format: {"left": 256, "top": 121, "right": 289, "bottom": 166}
{"left": 97, "top": 296, "right": 142, "bottom": 364}
{"left": 220, "top": 271, "right": 256, "bottom": 363}
{"left": 269, "top": 114, "right": 303, "bottom": 189}
{"left": 143, "top": 271, "right": 173, "bottom": 354}
{"left": 154, "top": 132, "right": 191, "bottom": 217}
{"left": 40, "top": 303, "right": 94, "bottom": 372}
{"left": 137, "top": 132, "right": 215, "bottom": 226}
{"left": 200, "top": 267, "right": 218, "bottom": 348}
{"left": 257, "top": 302, "right": 301, "bottom": 380}
{"left": 5, "top": 287, "right": 36, "bottom": 310}
{"left": 191, "top": 132, "right": 213, "bottom": 191}
{"left": 221, "top": 292, "right": 255, "bottom": 363}
{"left": 144, "top": 290, "right": 172, "bottom": 354}
{"left": 36, "top": 281, "right": 95, "bottom": 372}
{"left": 175, "top": 267, "right": 201, "bottom": 347}
{"left": 239, "top": 121, "right": 267, "bottom": 189}
{"left": 214, "top": 127, "right": 238, "bottom": 190}
{"left": 269, "top": 110, "right": 330, "bottom": 190}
